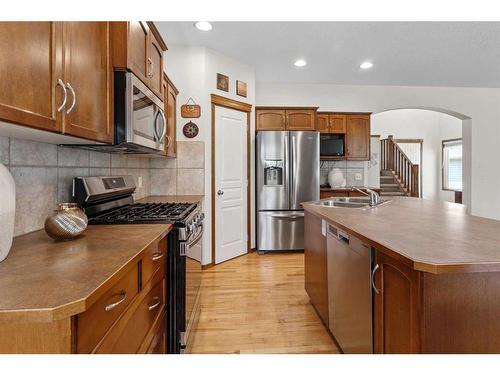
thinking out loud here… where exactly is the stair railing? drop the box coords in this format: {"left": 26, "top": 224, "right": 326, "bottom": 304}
{"left": 380, "top": 136, "right": 420, "bottom": 197}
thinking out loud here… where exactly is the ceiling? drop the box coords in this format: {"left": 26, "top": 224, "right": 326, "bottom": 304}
{"left": 155, "top": 22, "right": 500, "bottom": 88}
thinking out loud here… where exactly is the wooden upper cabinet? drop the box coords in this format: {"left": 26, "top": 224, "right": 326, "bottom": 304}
{"left": 62, "top": 22, "right": 113, "bottom": 143}
{"left": 148, "top": 32, "right": 164, "bottom": 99}
{"left": 329, "top": 114, "right": 347, "bottom": 133}
{"left": 317, "top": 113, "right": 329, "bottom": 133}
{"left": 0, "top": 22, "right": 63, "bottom": 133}
{"left": 164, "top": 74, "right": 178, "bottom": 157}
{"left": 346, "top": 114, "right": 370, "bottom": 160}
{"left": 127, "top": 21, "right": 149, "bottom": 80}
{"left": 111, "top": 22, "right": 167, "bottom": 100}
{"left": 256, "top": 109, "right": 286, "bottom": 131}
{"left": 373, "top": 250, "right": 421, "bottom": 354}
{"left": 256, "top": 107, "right": 318, "bottom": 131}
{"left": 286, "top": 109, "right": 316, "bottom": 131}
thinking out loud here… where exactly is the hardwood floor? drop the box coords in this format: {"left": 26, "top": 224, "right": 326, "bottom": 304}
{"left": 189, "top": 252, "right": 339, "bottom": 354}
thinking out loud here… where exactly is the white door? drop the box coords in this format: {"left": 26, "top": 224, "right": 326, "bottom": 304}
{"left": 215, "top": 106, "right": 248, "bottom": 264}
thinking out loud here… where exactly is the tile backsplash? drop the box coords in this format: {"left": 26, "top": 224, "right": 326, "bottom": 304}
{"left": 150, "top": 141, "right": 205, "bottom": 196}
{"left": 0, "top": 137, "right": 205, "bottom": 237}
{"left": 320, "top": 160, "right": 367, "bottom": 187}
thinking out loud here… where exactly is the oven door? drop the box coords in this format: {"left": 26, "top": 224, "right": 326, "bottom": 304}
{"left": 126, "top": 73, "right": 166, "bottom": 152}
{"left": 180, "top": 222, "right": 203, "bottom": 350}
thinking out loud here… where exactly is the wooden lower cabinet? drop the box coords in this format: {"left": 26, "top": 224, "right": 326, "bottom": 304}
{"left": 373, "top": 250, "right": 421, "bottom": 354}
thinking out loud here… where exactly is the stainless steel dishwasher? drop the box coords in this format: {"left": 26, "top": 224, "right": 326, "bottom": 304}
{"left": 327, "top": 223, "right": 373, "bottom": 353}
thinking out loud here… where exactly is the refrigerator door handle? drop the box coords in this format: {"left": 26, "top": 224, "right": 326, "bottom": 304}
{"left": 291, "top": 134, "right": 297, "bottom": 207}
{"left": 270, "top": 213, "right": 305, "bottom": 220}
{"left": 284, "top": 133, "right": 289, "bottom": 208}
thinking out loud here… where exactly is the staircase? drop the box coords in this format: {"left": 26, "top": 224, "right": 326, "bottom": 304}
{"left": 380, "top": 136, "right": 420, "bottom": 197}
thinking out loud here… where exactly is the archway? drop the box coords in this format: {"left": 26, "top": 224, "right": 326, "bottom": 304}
{"left": 371, "top": 107, "right": 472, "bottom": 212}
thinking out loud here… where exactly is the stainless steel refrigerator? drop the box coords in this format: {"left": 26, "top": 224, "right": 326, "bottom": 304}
{"left": 256, "top": 131, "right": 319, "bottom": 251}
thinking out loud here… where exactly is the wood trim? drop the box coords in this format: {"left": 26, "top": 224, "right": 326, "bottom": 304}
{"left": 163, "top": 73, "right": 179, "bottom": 95}
{"left": 258, "top": 106, "right": 319, "bottom": 111}
{"left": 393, "top": 138, "right": 423, "bottom": 144}
{"left": 201, "top": 263, "right": 214, "bottom": 270}
{"left": 211, "top": 94, "right": 252, "bottom": 113}
{"left": 211, "top": 95, "right": 252, "bottom": 266}
{"left": 146, "top": 22, "right": 167, "bottom": 51}
{"left": 441, "top": 138, "right": 463, "bottom": 192}
{"left": 317, "top": 111, "right": 372, "bottom": 116}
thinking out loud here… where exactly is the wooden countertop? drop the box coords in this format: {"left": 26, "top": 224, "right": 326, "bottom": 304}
{"left": 136, "top": 195, "right": 204, "bottom": 204}
{"left": 303, "top": 197, "right": 500, "bottom": 274}
{"left": 0, "top": 224, "right": 172, "bottom": 323}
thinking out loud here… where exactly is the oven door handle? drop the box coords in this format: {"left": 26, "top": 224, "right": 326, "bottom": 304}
{"left": 188, "top": 224, "right": 204, "bottom": 248}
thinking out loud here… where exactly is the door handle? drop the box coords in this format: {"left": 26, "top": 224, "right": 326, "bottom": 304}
{"left": 271, "top": 213, "right": 305, "bottom": 219}
{"left": 371, "top": 264, "right": 381, "bottom": 294}
{"left": 56, "top": 79, "right": 67, "bottom": 112}
{"left": 65, "top": 82, "right": 76, "bottom": 114}
{"left": 217, "top": 190, "right": 224, "bottom": 196}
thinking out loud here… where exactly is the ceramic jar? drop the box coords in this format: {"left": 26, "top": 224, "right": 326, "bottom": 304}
{"left": 44, "top": 203, "right": 88, "bottom": 240}
{"left": 328, "top": 168, "right": 346, "bottom": 188}
{"left": 0, "top": 164, "right": 15, "bottom": 262}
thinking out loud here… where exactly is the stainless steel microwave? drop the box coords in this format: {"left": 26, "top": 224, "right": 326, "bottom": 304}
{"left": 113, "top": 71, "right": 168, "bottom": 154}
{"left": 72, "top": 71, "right": 168, "bottom": 155}
{"left": 320, "top": 134, "right": 345, "bottom": 157}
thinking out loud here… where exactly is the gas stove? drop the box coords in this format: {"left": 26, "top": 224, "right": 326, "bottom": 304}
{"left": 89, "top": 202, "right": 197, "bottom": 224}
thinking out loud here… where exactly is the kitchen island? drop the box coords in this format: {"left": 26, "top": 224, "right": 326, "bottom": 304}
{"left": 303, "top": 197, "right": 500, "bottom": 353}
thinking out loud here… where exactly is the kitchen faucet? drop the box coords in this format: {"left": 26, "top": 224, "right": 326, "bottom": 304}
{"left": 351, "top": 187, "right": 381, "bottom": 207}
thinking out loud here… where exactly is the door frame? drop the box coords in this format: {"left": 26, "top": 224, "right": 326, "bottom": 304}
{"left": 211, "top": 94, "right": 252, "bottom": 266}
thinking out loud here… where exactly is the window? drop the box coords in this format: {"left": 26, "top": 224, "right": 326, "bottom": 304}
{"left": 442, "top": 139, "right": 462, "bottom": 191}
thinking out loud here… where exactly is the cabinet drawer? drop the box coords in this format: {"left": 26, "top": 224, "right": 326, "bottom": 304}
{"left": 142, "top": 237, "right": 167, "bottom": 287}
{"left": 143, "top": 312, "right": 166, "bottom": 354}
{"left": 95, "top": 267, "right": 165, "bottom": 353}
{"left": 76, "top": 265, "right": 139, "bottom": 353}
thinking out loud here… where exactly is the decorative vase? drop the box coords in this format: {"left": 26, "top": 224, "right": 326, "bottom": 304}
{"left": 44, "top": 203, "right": 88, "bottom": 241}
{"left": 0, "top": 164, "right": 15, "bottom": 263}
{"left": 328, "top": 168, "right": 346, "bottom": 188}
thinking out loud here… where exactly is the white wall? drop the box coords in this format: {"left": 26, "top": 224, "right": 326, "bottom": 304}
{"left": 165, "top": 45, "right": 255, "bottom": 265}
{"left": 256, "top": 82, "right": 500, "bottom": 220}
{"left": 371, "top": 109, "right": 461, "bottom": 203}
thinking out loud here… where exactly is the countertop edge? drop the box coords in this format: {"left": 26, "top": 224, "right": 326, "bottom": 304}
{"left": 303, "top": 204, "right": 500, "bottom": 274}
{"left": 0, "top": 224, "right": 172, "bottom": 324}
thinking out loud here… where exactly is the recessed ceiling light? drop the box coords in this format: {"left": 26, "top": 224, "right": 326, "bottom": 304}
{"left": 294, "top": 59, "right": 307, "bottom": 67}
{"left": 194, "top": 21, "right": 212, "bottom": 31}
{"left": 360, "top": 61, "right": 374, "bottom": 70}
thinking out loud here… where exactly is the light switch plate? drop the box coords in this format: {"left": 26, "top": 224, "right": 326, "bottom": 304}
{"left": 355, "top": 173, "right": 362, "bottom": 181}
{"left": 321, "top": 219, "right": 326, "bottom": 236}
{"left": 138, "top": 176, "right": 143, "bottom": 188}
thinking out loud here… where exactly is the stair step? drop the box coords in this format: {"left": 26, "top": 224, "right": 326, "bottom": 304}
{"left": 380, "top": 191, "right": 407, "bottom": 196}
{"left": 380, "top": 183, "right": 399, "bottom": 187}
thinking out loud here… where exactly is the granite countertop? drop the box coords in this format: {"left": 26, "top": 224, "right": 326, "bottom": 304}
{"left": 0, "top": 224, "right": 172, "bottom": 323}
{"left": 303, "top": 196, "right": 500, "bottom": 274}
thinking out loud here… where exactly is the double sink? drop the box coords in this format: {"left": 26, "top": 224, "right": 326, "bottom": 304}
{"left": 313, "top": 197, "right": 390, "bottom": 209}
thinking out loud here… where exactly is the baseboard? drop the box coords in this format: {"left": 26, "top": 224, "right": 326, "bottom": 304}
{"left": 201, "top": 263, "right": 214, "bottom": 270}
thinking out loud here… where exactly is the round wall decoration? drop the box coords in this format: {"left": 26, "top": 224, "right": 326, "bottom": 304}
{"left": 183, "top": 121, "right": 199, "bottom": 139}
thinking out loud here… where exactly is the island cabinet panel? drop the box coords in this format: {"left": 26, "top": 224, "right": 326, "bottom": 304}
{"left": 373, "top": 250, "right": 421, "bottom": 354}
{"left": 0, "top": 22, "right": 63, "bottom": 133}
{"left": 304, "top": 211, "right": 329, "bottom": 327}
{"left": 422, "top": 272, "right": 500, "bottom": 353}
{"left": 286, "top": 109, "right": 316, "bottom": 131}
{"left": 346, "top": 114, "right": 370, "bottom": 160}
{"left": 62, "top": 22, "right": 113, "bottom": 143}
{"left": 256, "top": 109, "right": 286, "bottom": 131}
